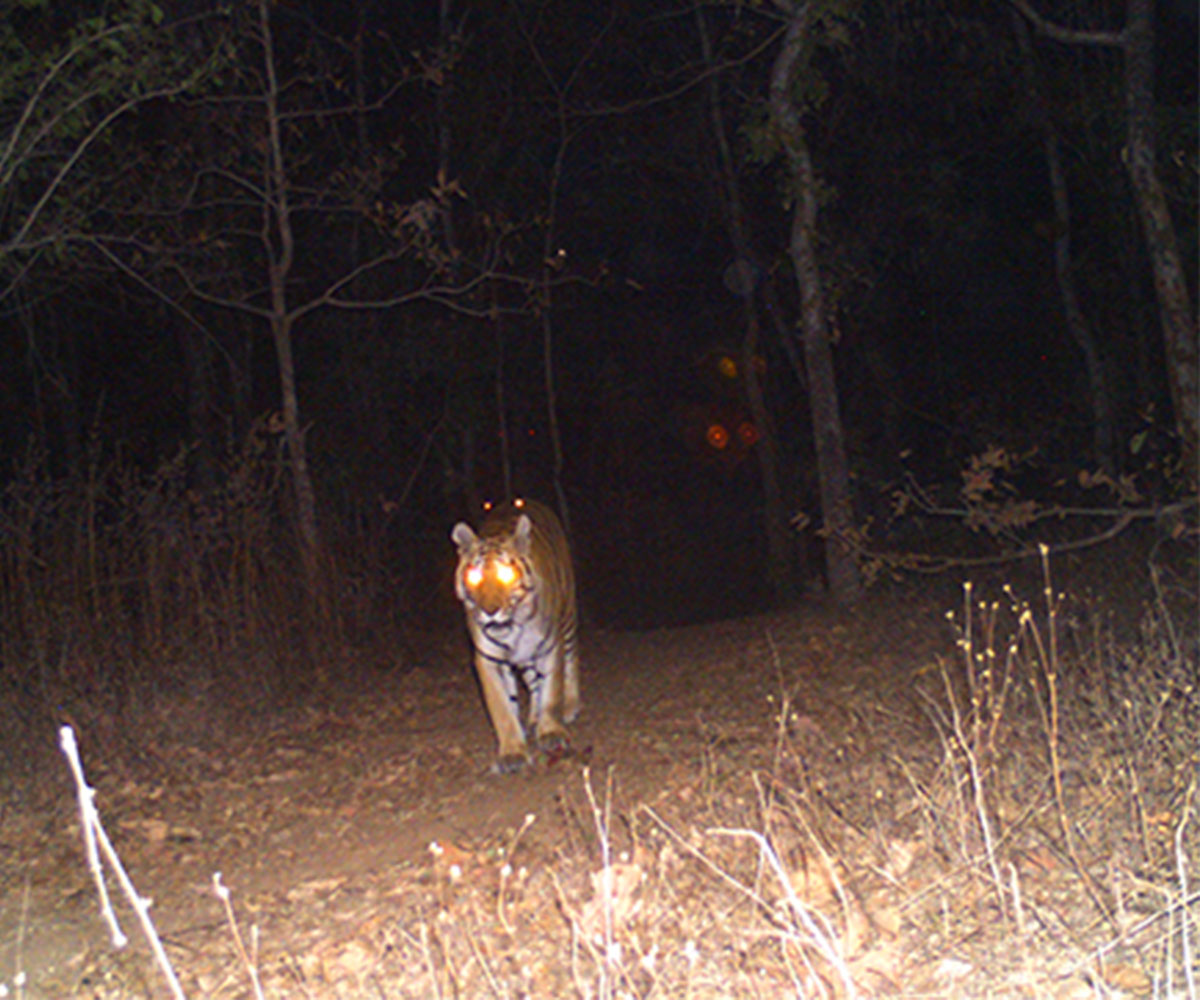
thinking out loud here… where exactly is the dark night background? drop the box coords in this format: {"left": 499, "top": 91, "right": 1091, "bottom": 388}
{"left": 1, "top": 7, "right": 1196, "bottom": 988}
{"left": 0, "top": 0, "right": 1195, "bottom": 650}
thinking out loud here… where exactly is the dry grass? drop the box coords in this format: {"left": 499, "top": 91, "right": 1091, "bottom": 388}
{"left": 34, "top": 548, "right": 1197, "bottom": 999}
{"left": 0, "top": 424, "right": 410, "bottom": 804}
{"left": 2, "top": 441, "right": 1195, "bottom": 997}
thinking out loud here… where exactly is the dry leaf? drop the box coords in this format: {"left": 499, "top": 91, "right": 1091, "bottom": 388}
{"left": 884, "top": 837, "right": 920, "bottom": 879}
{"left": 851, "top": 938, "right": 904, "bottom": 989}
{"left": 287, "top": 876, "right": 346, "bottom": 901}
{"left": 1101, "top": 962, "right": 1151, "bottom": 994}
{"left": 322, "top": 939, "right": 375, "bottom": 981}
{"left": 934, "top": 957, "right": 973, "bottom": 982}
{"left": 842, "top": 900, "right": 872, "bottom": 956}
{"left": 142, "top": 818, "right": 169, "bottom": 843}
{"left": 428, "top": 840, "right": 476, "bottom": 881}
{"left": 869, "top": 899, "right": 902, "bottom": 938}
{"left": 578, "top": 862, "right": 643, "bottom": 941}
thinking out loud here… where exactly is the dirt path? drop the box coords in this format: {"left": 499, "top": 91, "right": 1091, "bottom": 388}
{"left": 2, "top": 584, "right": 955, "bottom": 997}
{"left": 6, "top": 564, "right": 1178, "bottom": 998}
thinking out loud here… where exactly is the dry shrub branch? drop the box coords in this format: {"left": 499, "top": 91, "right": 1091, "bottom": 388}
{"left": 0, "top": 420, "right": 321, "bottom": 794}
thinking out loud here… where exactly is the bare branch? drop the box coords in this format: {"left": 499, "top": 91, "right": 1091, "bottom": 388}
{"left": 570, "top": 22, "right": 787, "bottom": 121}
{"left": 0, "top": 21, "right": 140, "bottom": 179}
{"left": 83, "top": 237, "right": 239, "bottom": 370}
{"left": 1007, "top": 0, "right": 1126, "bottom": 47}
{"left": 846, "top": 498, "right": 1196, "bottom": 575}
{"left": 3, "top": 77, "right": 200, "bottom": 258}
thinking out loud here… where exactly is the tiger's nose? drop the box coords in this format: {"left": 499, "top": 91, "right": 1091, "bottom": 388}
{"left": 474, "top": 579, "right": 510, "bottom": 615}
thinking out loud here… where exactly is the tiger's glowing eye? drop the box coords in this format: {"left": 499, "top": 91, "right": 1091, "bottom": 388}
{"left": 494, "top": 561, "right": 518, "bottom": 585}
{"left": 465, "top": 565, "right": 484, "bottom": 588}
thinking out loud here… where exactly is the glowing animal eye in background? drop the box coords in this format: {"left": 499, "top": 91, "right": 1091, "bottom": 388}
{"left": 717, "top": 355, "right": 738, "bottom": 380}
{"left": 494, "top": 561, "right": 518, "bottom": 585}
{"left": 737, "top": 421, "right": 759, "bottom": 446}
{"left": 465, "top": 565, "right": 484, "bottom": 587}
{"left": 705, "top": 423, "right": 730, "bottom": 450}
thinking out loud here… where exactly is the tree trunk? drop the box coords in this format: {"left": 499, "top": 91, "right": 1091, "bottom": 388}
{"left": 436, "top": 0, "right": 460, "bottom": 267}
{"left": 1123, "top": 0, "right": 1198, "bottom": 484}
{"left": 261, "top": 0, "right": 324, "bottom": 605}
{"left": 1013, "top": 15, "right": 1115, "bottom": 472}
{"left": 742, "top": 317, "right": 796, "bottom": 602}
{"left": 271, "top": 311, "right": 321, "bottom": 596}
{"left": 541, "top": 102, "right": 572, "bottom": 534}
{"left": 769, "top": 2, "right": 861, "bottom": 603}
{"left": 180, "top": 317, "right": 218, "bottom": 490}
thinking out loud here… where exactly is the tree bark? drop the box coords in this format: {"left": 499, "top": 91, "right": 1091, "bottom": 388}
{"left": 538, "top": 56, "right": 574, "bottom": 534}
{"left": 742, "top": 317, "right": 796, "bottom": 601}
{"left": 1123, "top": 0, "right": 1198, "bottom": 485}
{"left": 260, "top": 0, "right": 323, "bottom": 604}
{"left": 769, "top": 2, "right": 861, "bottom": 603}
{"left": 179, "top": 318, "right": 218, "bottom": 490}
{"left": 1013, "top": 0, "right": 1198, "bottom": 484}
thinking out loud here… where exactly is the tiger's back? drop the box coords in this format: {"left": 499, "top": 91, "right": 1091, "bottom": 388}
{"left": 451, "top": 499, "right": 580, "bottom": 772}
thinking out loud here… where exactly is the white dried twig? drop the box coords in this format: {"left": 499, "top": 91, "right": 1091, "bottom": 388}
{"left": 59, "top": 725, "right": 187, "bottom": 1000}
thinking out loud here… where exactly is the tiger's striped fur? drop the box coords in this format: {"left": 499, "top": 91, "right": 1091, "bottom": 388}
{"left": 451, "top": 499, "right": 580, "bottom": 773}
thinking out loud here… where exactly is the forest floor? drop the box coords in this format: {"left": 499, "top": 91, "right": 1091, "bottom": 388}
{"left": 0, "top": 540, "right": 1195, "bottom": 999}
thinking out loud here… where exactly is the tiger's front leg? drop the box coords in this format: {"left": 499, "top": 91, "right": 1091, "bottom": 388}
{"left": 529, "top": 649, "right": 572, "bottom": 758}
{"left": 475, "top": 654, "right": 530, "bottom": 773}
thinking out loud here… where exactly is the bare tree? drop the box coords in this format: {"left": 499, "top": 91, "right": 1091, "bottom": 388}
{"left": 1012, "top": 14, "right": 1116, "bottom": 474}
{"left": 508, "top": 3, "right": 618, "bottom": 535}
{"left": 1012, "top": 0, "right": 1198, "bottom": 487}
{"left": 99, "top": 1, "right": 518, "bottom": 611}
{"left": 0, "top": 3, "right": 220, "bottom": 463}
{"left": 767, "top": 0, "right": 862, "bottom": 603}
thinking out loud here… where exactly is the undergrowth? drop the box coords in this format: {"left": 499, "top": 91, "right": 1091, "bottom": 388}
{"left": 21, "top": 547, "right": 1197, "bottom": 998}
{"left": 0, "top": 426, "right": 417, "bottom": 803}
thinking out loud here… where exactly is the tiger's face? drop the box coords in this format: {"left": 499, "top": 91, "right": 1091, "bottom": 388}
{"left": 452, "top": 514, "right": 535, "bottom": 621}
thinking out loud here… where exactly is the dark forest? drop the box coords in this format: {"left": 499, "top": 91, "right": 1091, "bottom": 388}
{"left": 2, "top": 0, "right": 1196, "bottom": 628}
{"left": 0, "top": 2, "right": 1197, "bottom": 992}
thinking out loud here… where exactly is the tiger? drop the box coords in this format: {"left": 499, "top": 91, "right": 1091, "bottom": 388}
{"left": 450, "top": 498, "right": 580, "bottom": 773}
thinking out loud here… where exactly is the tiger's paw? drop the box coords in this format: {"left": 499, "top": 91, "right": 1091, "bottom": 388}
{"left": 536, "top": 731, "right": 575, "bottom": 765}
{"left": 491, "top": 752, "right": 530, "bottom": 775}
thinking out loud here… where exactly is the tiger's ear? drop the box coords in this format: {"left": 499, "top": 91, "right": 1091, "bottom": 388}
{"left": 451, "top": 522, "right": 477, "bottom": 551}
{"left": 513, "top": 514, "right": 533, "bottom": 555}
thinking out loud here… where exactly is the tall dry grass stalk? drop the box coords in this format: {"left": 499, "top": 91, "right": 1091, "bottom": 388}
{"left": 910, "top": 548, "right": 1197, "bottom": 995}
{"left": 0, "top": 420, "right": 339, "bottom": 790}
